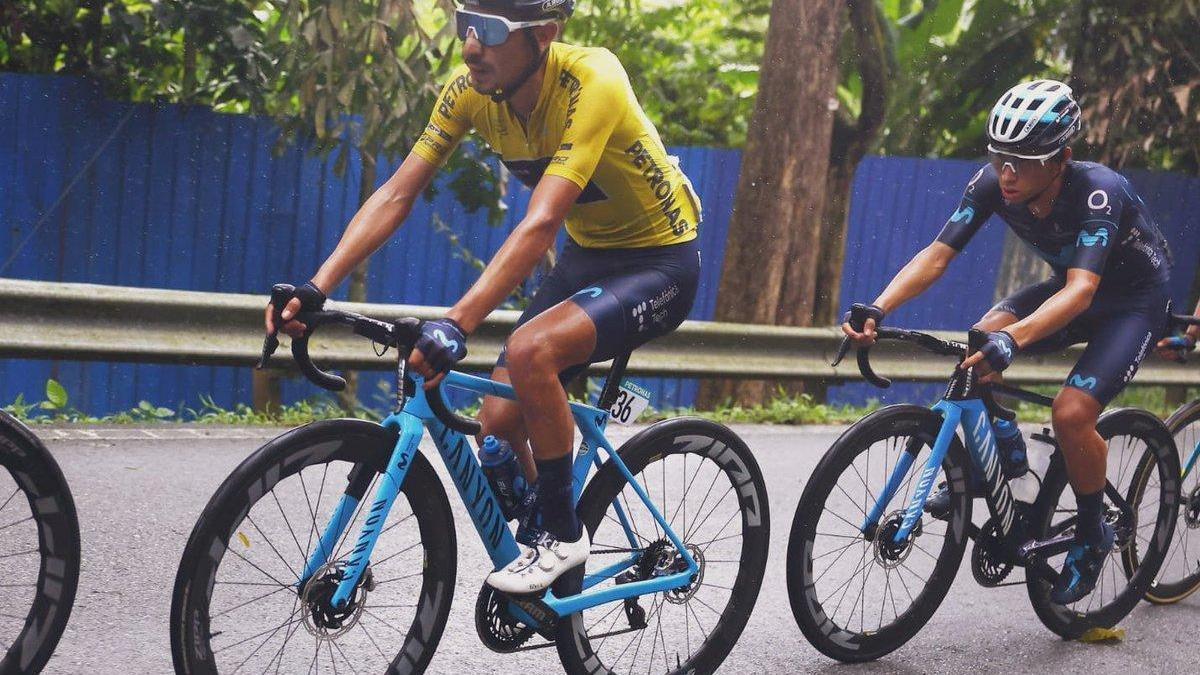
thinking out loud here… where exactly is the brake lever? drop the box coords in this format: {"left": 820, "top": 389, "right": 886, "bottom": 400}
{"left": 831, "top": 337, "right": 852, "bottom": 367}
{"left": 258, "top": 283, "right": 296, "bottom": 369}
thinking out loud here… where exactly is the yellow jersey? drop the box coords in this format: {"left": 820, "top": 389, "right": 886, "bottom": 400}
{"left": 413, "top": 42, "right": 701, "bottom": 249}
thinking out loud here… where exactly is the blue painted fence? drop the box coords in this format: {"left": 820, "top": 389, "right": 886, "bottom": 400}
{"left": 2, "top": 73, "right": 1198, "bottom": 414}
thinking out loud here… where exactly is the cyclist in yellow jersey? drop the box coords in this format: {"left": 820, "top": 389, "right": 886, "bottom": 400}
{"left": 266, "top": 0, "right": 702, "bottom": 594}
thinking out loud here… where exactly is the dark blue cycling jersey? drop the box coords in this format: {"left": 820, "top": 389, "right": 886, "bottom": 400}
{"left": 937, "top": 161, "right": 1172, "bottom": 290}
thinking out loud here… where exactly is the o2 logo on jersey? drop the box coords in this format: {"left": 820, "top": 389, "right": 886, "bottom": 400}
{"left": 1088, "top": 189, "right": 1111, "bottom": 214}
{"left": 967, "top": 167, "right": 985, "bottom": 194}
{"left": 1077, "top": 226, "right": 1109, "bottom": 248}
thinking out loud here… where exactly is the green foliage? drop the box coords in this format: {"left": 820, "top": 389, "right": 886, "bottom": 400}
{"left": 266, "top": 0, "right": 454, "bottom": 160}
{"left": 568, "top": 0, "right": 769, "bottom": 148}
{"left": 876, "top": 0, "right": 1071, "bottom": 159}
{"left": 872, "top": 0, "right": 1199, "bottom": 171}
{"left": 647, "top": 388, "right": 881, "bottom": 425}
{"left": 0, "top": 0, "right": 275, "bottom": 112}
{"left": 44, "top": 379, "right": 68, "bottom": 409}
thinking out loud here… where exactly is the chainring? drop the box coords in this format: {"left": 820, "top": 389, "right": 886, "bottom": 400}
{"left": 474, "top": 583, "right": 535, "bottom": 653}
{"left": 971, "top": 517, "right": 1013, "bottom": 587}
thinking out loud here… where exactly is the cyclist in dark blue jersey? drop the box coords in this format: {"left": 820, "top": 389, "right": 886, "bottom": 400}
{"left": 841, "top": 79, "right": 1173, "bottom": 605}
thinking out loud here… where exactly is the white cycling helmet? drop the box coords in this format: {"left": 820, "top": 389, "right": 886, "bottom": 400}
{"left": 987, "top": 79, "right": 1082, "bottom": 160}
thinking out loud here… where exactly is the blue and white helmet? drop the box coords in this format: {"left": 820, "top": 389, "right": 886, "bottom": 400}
{"left": 987, "top": 79, "right": 1082, "bottom": 160}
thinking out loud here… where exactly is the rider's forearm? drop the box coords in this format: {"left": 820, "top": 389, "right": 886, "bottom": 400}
{"left": 1005, "top": 285, "right": 1094, "bottom": 347}
{"left": 446, "top": 218, "right": 560, "bottom": 333}
{"left": 1190, "top": 299, "right": 1200, "bottom": 341}
{"left": 310, "top": 188, "right": 416, "bottom": 292}
{"left": 872, "top": 243, "right": 953, "bottom": 314}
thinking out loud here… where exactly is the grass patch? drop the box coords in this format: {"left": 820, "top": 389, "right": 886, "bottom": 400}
{"left": 4, "top": 379, "right": 1190, "bottom": 428}
{"left": 2, "top": 381, "right": 370, "bottom": 426}
{"left": 645, "top": 391, "right": 880, "bottom": 426}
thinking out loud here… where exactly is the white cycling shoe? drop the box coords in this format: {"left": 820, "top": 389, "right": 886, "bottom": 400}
{"left": 487, "top": 531, "right": 590, "bottom": 595}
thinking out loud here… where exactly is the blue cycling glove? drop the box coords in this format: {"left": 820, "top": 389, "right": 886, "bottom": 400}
{"left": 416, "top": 318, "right": 468, "bottom": 374}
{"left": 1163, "top": 335, "right": 1197, "bottom": 352}
{"left": 979, "top": 330, "right": 1019, "bottom": 372}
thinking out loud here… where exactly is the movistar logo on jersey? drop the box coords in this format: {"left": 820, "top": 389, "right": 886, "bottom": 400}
{"left": 1068, "top": 374, "right": 1097, "bottom": 390}
{"left": 1077, "top": 227, "right": 1109, "bottom": 248}
{"left": 950, "top": 205, "right": 976, "bottom": 224}
{"left": 575, "top": 286, "right": 603, "bottom": 299}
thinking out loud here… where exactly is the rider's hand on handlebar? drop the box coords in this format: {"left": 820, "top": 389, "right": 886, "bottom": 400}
{"left": 961, "top": 330, "right": 1017, "bottom": 381}
{"left": 1155, "top": 334, "right": 1196, "bottom": 362}
{"left": 410, "top": 318, "right": 468, "bottom": 389}
{"left": 265, "top": 282, "right": 326, "bottom": 339}
{"left": 840, "top": 304, "right": 885, "bottom": 346}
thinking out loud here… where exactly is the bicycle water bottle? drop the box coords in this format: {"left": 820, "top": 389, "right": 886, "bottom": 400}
{"left": 1007, "top": 425, "right": 1049, "bottom": 505}
{"left": 994, "top": 418, "right": 1029, "bottom": 478}
{"left": 479, "top": 435, "right": 523, "bottom": 520}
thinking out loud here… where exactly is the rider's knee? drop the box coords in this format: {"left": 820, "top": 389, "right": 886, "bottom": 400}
{"left": 1051, "top": 390, "right": 1099, "bottom": 435}
{"left": 504, "top": 330, "right": 558, "bottom": 380}
{"left": 477, "top": 399, "right": 523, "bottom": 444}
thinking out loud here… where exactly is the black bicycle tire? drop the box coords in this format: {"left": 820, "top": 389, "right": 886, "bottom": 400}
{"left": 1143, "top": 399, "right": 1200, "bottom": 604}
{"left": 0, "top": 410, "right": 81, "bottom": 675}
{"left": 169, "top": 419, "right": 457, "bottom": 675}
{"left": 555, "top": 417, "right": 770, "bottom": 675}
{"left": 786, "top": 404, "right": 972, "bottom": 663}
{"left": 1025, "top": 408, "right": 1179, "bottom": 638}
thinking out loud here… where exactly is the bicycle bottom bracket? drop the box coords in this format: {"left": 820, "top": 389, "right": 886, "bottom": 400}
{"left": 874, "top": 510, "right": 921, "bottom": 568}
{"left": 1185, "top": 485, "right": 1200, "bottom": 529}
{"left": 474, "top": 583, "right": 535, "bottom": 653}
{"left": 971, "top": 517, "right": 1013, "bottom": 586}
{"left": 300, "top": 561, "right": 374, "bottom": 639}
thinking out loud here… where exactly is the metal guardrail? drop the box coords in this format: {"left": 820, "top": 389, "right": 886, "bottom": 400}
{"left": 1, "top": 278, "right": 1198, "bottom": 387}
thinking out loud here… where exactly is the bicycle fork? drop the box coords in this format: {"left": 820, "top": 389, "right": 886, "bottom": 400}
{"left": 300, "top": 412, "right": 425, "bottom": 608}
{"left": 860, "top": 404, "right": 962, "bottom": 543}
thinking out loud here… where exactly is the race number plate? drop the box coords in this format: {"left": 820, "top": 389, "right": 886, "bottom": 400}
{"left": 609, "top": 380, "right": 651, "bottom": 425}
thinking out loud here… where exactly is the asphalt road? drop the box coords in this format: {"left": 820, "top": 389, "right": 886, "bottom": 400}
{"left": 22, "top": 424, "right": 1200, "bottom": 674}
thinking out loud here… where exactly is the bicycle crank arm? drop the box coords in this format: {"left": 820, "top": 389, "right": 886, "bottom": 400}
{"left": 1018, "top": 531, "right": 1074, "bottom": 562}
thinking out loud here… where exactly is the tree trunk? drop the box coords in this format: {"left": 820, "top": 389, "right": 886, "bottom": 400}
{"left": 697, "top": 0, "right": 843, "bottom": 409}
{"left": 337, "top": 151, "right": 378, "bottom": 411}
{"left": 994, "top": 233, "right": 1050, "bottom": 303}
{"left": 812, "top": 0, "right": 891, "bottom": 329}
{"left": 182, "top": 29, "right": 197, "bottom": 104}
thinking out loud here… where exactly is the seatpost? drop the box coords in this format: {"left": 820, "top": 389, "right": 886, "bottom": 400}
{"left": 597, "top": 352, "right": 632, "bottom": 410}
{"left": 394, "top": 356, "right": 408, "bottom": 415}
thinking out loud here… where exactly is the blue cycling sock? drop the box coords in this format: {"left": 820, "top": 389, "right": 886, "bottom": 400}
{"left": 535, "top": 455, "right": 581, "bottom": 543}
{"left": 1075, "top": 489, "right": 1105, "bottom": 545}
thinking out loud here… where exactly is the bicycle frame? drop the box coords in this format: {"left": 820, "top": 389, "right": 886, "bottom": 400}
{"left": 1183, "top": 438, "right": 1200, "bottom": 481}
{"left": 298, "top": 370, "right": 699, "bottom": 620}
{"left": 861, "top": 398, "right": 1021, "bottom": 544}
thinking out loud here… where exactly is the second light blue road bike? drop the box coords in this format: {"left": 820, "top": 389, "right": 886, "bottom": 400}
{"left": 170, "top": 287, "right": 770, "bottom": 674}
{"left": 1145, "top": 311, "right": 1200, "bottom": 604}
{"left": 786, "top": 305, "right": 1180, "bottom": 662}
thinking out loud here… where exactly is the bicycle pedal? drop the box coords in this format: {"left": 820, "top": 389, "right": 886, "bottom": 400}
{"left": 1030, "top": 427, "right": 1057, "bottom": 447}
